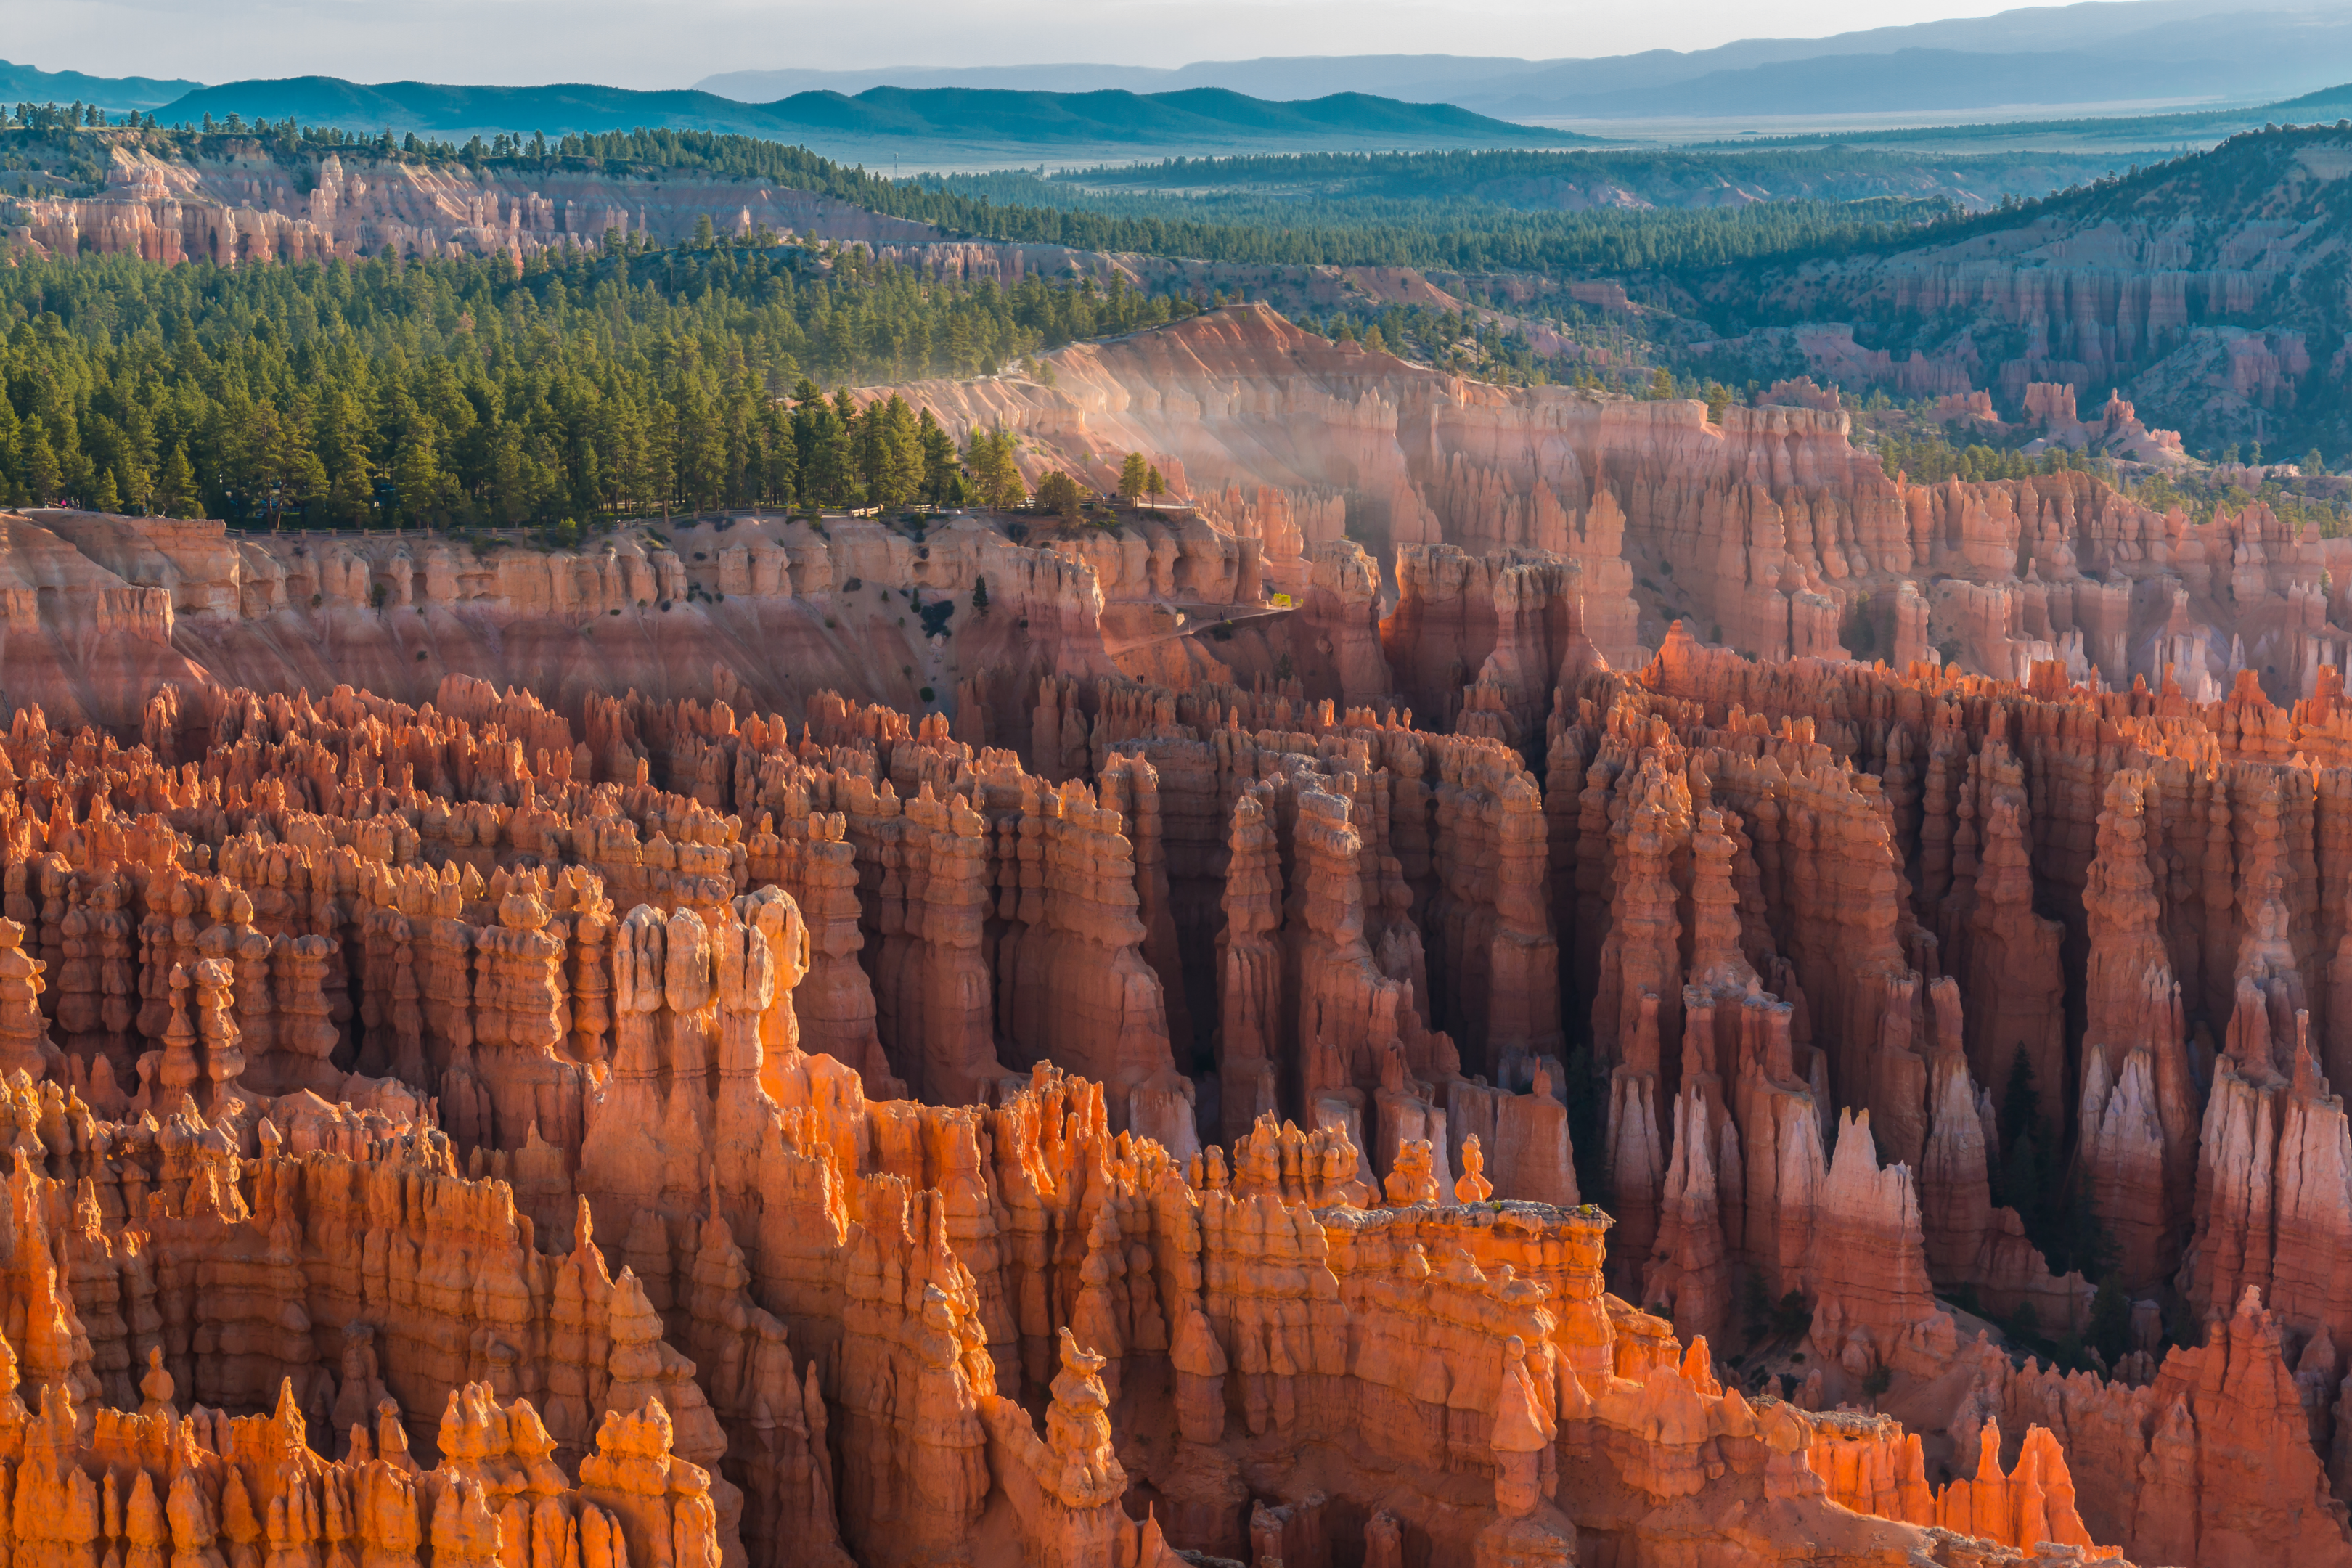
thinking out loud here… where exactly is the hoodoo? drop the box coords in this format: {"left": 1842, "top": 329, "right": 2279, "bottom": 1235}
{"left": 0, "top": 513, "right": 2340, "bottom": 1561}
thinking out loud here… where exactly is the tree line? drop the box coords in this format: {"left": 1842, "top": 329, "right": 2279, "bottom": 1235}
{"left": 2, "top": 117, "right": 1975, "bottom": 282}
{"left": 989, "top": 144, "right": 2083, "bottom": 211}
{"left": 0, "top": 240, "right": 1194, "bottom": 529}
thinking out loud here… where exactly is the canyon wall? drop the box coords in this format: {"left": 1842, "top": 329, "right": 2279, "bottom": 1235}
{"left": 0, "top": 507, "right": 1172, "bottom": 736}
{"left": 5, "top": 141, "right": 945, "bottom": 264}
{"left": 890, "top": 303, "right": 2352, "bottom": 710}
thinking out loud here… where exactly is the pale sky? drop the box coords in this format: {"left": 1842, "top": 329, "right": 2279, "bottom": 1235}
{"left": 4, "top": 0, "right": 2038, "bottom": 91}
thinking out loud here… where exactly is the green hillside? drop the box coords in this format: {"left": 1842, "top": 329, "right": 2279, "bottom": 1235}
{"left": 1686, "top": 122, "right": 2352, "bottom": 458}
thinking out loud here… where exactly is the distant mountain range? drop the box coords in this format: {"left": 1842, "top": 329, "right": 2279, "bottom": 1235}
{"left": 1, "top": 58, "right": 200, "bottom": 112}
{"left": 696, "top": 0, "right": 2352, "bottom": 121}
{"left": 123, "top": 78, "right": 1593, "bottom": 158}
{"left": 12, "top": 0, "right": 2352, "bottom": 155}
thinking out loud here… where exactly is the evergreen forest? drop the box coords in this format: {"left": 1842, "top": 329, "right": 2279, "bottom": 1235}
{"left": 0, "top": 234, "right": 1192, "bottom": 530}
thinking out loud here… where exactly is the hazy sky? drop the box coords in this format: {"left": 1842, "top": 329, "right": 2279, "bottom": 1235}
{"left": 5, "top": 0, "right": 2038, "bottom": 91}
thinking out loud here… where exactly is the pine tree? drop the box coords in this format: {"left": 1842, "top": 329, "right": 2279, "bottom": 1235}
{"left": 871, "top": 396, "right": 925, "bottom": 510}
{"left": 1034, "top": 470, "right": 1082, "bottom": 520}
{"left": 672, "top": 383, "right": 727, "bottom": 510}
{"left": 849, "top": 397, "right": 884, "bottom": 499}
{"left": 492, "top": 424, "right": 539, "bottom": 525}
{"left": 1146, "top": 465, "right": 1165, "bottom": 501}
{"left": 388, "top": 433, "right": 438, "bottom": 528}
{"left": 156, "top": 445, "right": 195, "bottom": 518}
{"left": 917, "top": 409, "right": 960, "bottom": 506}
{"left": 21, "top": 418, "right": 61, "bottom": 505}
{"left": 964, "top": 428, "right": 1024, "bottom": 509}
{"left": 1118, "top": 452, "right": 1148, "bottom": 502}
{"left": 801, "top": 399, "right": 857, "bottom": 507}
{"left": 756, "top": 431, "right": 797, "bottom": 510}
{"left": 644, "top": 398, "right": 680, "bottom": 515}
{"left": 319, "top": 391, "right": 377, "bottom": 526}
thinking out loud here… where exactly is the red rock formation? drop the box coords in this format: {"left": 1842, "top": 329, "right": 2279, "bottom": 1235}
{"left": 31, "top": 558, "right": 2352, "bottom": 1568}
{"left": 997, "top": 775, "right": 1193, "bottom": 1150}
{"left": 2078, "top": 767, "right": 2198, "bottom": 1290}
{"left": 1644, "top": 1082, "right": 1731, "bottom": 1346}
{"left": 0, "top": 1354, "right": 732, "bottom": 1568}
{"left": 1977, "top": 1286, "right": 2352, "bottom": 1567}
{"left": 2182, "top": 1020, "right": 2352, "bottom": 1357}
{"left": 0, "top": 919, "right": 61, "bottom": 1079}
{"left": 1953, "top": 759, "right": 2069, "bottom": 1144}
{"left": 1295, "top": 540, "right": 1395, "bottom": 706}
{"left": 1214, "top": 787, "right": 1283, "bottom": 1146}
